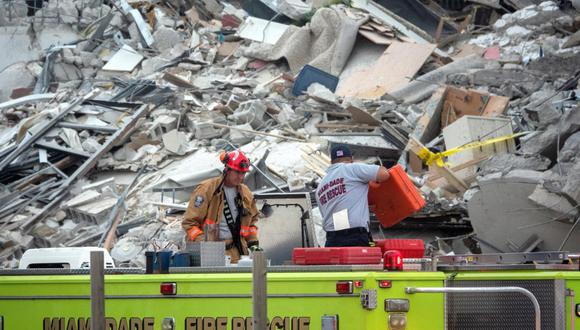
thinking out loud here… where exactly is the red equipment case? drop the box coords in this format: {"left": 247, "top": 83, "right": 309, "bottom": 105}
{"left": 374, "top": 239, "right": 425, "bottom": 258}
{"left": 292, "top": 247, "right": 383, "bottom": 265}
{"left": 368, "top": 164, "right": 426, "bottom": 228}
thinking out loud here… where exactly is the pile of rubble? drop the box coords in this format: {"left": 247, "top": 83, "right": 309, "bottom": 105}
{"left": 0, "top": 0, "right": 579, "bottom": 267}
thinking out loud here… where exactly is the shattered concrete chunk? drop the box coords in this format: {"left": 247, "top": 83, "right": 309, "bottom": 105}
{"left": 480, "top": 153, "right": 551, "bottom": 175}
{"left": 562, "top": 160, "right": 580, "bottom": 203}
{"left": 503, "top": 169, "right": 544, "bottom": 184}
{"left": 57, "top": 0, "right": 79, "bottom": 25}
{"left": 0, "top": 62, "right": 36, "bottom": 102}
{"left": 523, "top": 90, "right": 562, "bottom": 128}
{"left": 140, "top": 57, "right": 168, "bottom": 76}
{"left": 505, "top": 26, "right": 533, "bottom": 39}
{"left": 559, "top": 131, "right": 580, "bottom": 163}
{"left": 153, "top": 26, "right": 183, "bottom": 51}
{"left": 307, "top": 83, "right": 338, "bottom": 104}
{"left": 528, "top": 185, "right": 579, "bottom": 217}
{"left": 522, "top": 106, "right": 580, "bottom": 160}
{"left": 162, "top": 129, "right": 189, "bottom": 156}
{"left": 229, "top": 123, "right": 255, "bottom": 145}
{"left": 472, "top": 69, "right": 545, "bottom": 91}
{"left": 113, "top": 145, "right": 138, "bottom": 162}
{"left": 111, "top": 237, "right": 144, "bottom": 263}
{"left": 82, "top": 138, "right": 102, "bottom": 153}
{"left": 390, "top": 55, "right": 487, "bottom": 104}
{"left": 52, "top": 62, "right": 83, "bottom": 82}
{"left": 228, "top": 100, "right": 267, "bottom": 129}
{"left": 54, "top": 210, "right": 67, "bottom": 222}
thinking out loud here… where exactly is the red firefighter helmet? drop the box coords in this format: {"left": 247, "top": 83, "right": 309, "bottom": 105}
{"left": 220, "top": 150, "right": 251, "bottom": 172}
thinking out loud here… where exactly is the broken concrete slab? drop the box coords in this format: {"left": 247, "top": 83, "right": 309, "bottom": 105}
{"left": 563, "top": 29, "right": 580, "bottom": 49}
{"left": 56, "top": 0, "right": 79, "bottom": 24}
{"left": 521, "top": 106, "right": 580, "bottom": 160}
{"left": 62, "top": 190, "right": 102, "bottom": 209}
{"left": 0, "top": 26, "right": 43, "bottom": 73}
{"left": 472, "top": 69, "right": 545, "bottom": 93}
{"left": 390, "top": 55, "right": 488, "bottom": 104}
{"left": 528, "top": 185, "right": 579, "bottom": 218}
{"left": 194, "top": 121, "right": 226, "bottom": 140}
{"left": 307, "top": 83, "right": 339, "bottom": 104}
{"left": 527, "top": 53, "right": 580, "bottom": 81}
{"left": 229, "top": 123, "right": 256, "bottom": 145}
{"left": 523, "top": 96, "right": 562, "bottom": 129}
{"left": 65, "top": 196, "right": 118, "bottom": 224}
{"left": 113, "top": 145, "right": 138, "bottom": 162}
{"left": 82, "top": 138, "right": 102, "bottom": 153}
{"left": 468, "top": 171, "right": 580, "bottom": 253}
{"left": 479, "top": 153, "right": 551, "bottom": 175}
{"left": 503, "top": 169, "right": 545, "bottom": 184}
{"left": 52, "top": 62, "right": 83, "bottom": 83}
{"left": 228, "top": 100, "right": 268, "bottom": 129}
{"left": 162, "top": 129, "right": 189, "bottom": 156}
{"left": 562, "top": 160, "right": 580, "bottom": 203}
{"left": 559, "top": 131, "right": 580, "bottom": 163}
{"left": 0, "top": 62, "right": 36, "bottom": 102}
{"left": 153, "top": 26, "right": 184, "bottom": 50}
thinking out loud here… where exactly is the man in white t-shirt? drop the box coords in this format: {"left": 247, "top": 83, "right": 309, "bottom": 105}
{"left": 316, "top": 144, "right": 390, "bottom": 247}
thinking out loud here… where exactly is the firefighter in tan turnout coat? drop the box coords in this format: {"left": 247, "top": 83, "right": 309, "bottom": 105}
{"left": 182, "top": 150, "right": 260, "bottom": 263}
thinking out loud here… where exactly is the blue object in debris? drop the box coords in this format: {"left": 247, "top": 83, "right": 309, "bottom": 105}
{"left": 145, "top": 250, "right": 173, "bottom": 273}
{"left": 292, "top": 65, "right": 339, "bottom": 97}
{"left": 172, "top": 252, "right": 193, "bottom": 267}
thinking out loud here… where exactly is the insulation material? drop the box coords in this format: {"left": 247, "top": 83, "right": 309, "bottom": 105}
{"left": 244, "top": 7, "right": 366, "bottom": 75}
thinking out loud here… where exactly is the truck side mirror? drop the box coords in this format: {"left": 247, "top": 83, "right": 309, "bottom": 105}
{"left": 261, "top": 202, "right": 274, "bottom": 218}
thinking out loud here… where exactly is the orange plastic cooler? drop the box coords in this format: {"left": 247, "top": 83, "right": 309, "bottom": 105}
{"left": 368, "top": 164, "right": 426, "bottom": 228}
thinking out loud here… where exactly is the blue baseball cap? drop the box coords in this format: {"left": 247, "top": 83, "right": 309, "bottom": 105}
{"left": 330, "top": 144, "right": 352, "bottom": 161}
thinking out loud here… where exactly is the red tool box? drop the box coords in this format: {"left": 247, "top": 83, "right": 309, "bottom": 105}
{"left": 292, "top": 247, "right": 383, "bottom": 265}
{"left": 368, "top": 164, "right": 426, "bottom": 228}
{"left": 374, "top": 239, "right": 425, "bottom": 258}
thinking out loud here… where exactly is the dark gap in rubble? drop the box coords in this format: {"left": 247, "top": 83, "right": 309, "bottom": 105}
{"left": 26, "top": 0, "right": 47, "bottom": 16}
{"left": 375, "top": 0, "right": 458, "bottom": 37}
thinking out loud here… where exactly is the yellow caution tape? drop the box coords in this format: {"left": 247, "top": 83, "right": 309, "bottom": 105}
{"left": 418, "top": 132, "right": 530, "bottom": 167}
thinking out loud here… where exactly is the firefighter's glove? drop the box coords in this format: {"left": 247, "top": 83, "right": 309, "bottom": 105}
{"left": 248, "top": 242, "right": 263, "bottom": 252}
{"left": 368, "top": 242, "right": 376, "bottom": 247}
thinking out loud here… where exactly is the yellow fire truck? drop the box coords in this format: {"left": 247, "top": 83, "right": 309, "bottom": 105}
{"left": 0, "top": 248, "right": 578, "bottom": 330}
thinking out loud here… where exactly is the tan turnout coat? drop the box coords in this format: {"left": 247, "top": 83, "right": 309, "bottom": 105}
{"left": 182, "top": 176, "right": 259, "bottom": 262}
